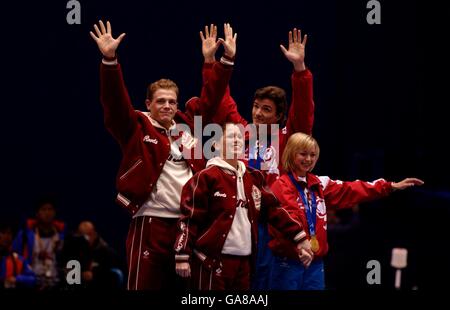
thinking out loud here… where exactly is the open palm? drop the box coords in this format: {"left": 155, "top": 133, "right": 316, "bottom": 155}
{"left": 200, "top": 24, "right": 220, "bottom": 63}
{"left": 90, "top": 20, "right": 126, "bottom": 58}
{"left": 219, "top": 23, "right": 237, "bottom": 58}
{"left": 280, "top": 28, "right": 307, "bottom": 66}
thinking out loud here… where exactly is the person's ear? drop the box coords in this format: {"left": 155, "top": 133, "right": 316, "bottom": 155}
{"left": 145, "top": 99, "right": 151, "bottom": 111}
{"left": 276, "top": 112, "right": 283, "bottom": 122}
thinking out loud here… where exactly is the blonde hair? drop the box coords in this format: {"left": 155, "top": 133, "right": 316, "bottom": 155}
{"left": 147, "top": 79, "right": 179, "bottom": 100}
{"left": 282, "top": 132, "right": 320, "bottom": 172}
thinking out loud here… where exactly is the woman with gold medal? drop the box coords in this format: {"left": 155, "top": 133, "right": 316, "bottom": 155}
{"left": 267, "top": 133, "right": 424, "bottom": 289}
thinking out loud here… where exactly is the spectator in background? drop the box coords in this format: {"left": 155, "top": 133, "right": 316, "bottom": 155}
{"left": 77, "top": 221, "right": 122, "bottom": 289}
{"left": 0, "top": 221, "right": 36, "bottom": 289}
{"left": 12, "top": 198, "right": 65, "bottom": 290}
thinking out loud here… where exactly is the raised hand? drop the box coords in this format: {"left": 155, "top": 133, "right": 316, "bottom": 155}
{"left": 89, "top": 20, "right": 126, "bottom": 58}
{"left": 200, "top": 24, "right": 221, "bottom": 64}
{"left": 218, "top": 23, "right": 237, "bottom": 59}
{"left": 280, "top": 28, "right": 307, "bottom": 72}
{"left": 391, "top": 178, "right": 424, "bottom": 191}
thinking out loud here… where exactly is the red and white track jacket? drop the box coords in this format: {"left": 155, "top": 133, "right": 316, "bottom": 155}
{"left": 269, "top": 172, "right": 393, "bottom": 259}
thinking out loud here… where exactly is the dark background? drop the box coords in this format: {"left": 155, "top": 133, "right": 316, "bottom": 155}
{"left": 2, "top": 0, "right": 449, "bottom": 289}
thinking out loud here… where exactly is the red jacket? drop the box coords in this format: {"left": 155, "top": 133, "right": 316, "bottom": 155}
{"left": 202, "top": 64, "right": 315, "bottom": 186}
{"left": 174, "top": 162, "right": 306, "bottom": 270}
{"left": 100, "top": 61, "right": 233, "bottom": 214}
{"left": 269, "top": 172, "right": 393, "bottom": 259}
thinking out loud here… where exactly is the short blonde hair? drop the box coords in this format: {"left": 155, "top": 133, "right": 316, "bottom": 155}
{"left": 147, "top": 79, "right": 179, "bottom": 100}
{"left": 282, "top": 132, "right": 320, "bottom": 172}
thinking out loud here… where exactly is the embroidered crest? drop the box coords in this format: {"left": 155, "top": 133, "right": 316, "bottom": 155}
{"left": 252, "top": 185, "right": 262, "bottom": 211}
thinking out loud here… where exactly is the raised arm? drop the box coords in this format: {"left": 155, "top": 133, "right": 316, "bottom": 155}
{"left": 90, "top": 20, "right": 135, "bottom": 144}
{"left": 187, "top": 24, "right": 246, "bottom": 125}
{"left": 187, "top": 24, "right": 247, "bottom": 126}
{"left": 282, "top": 28, "right": 314, "bottom": 136}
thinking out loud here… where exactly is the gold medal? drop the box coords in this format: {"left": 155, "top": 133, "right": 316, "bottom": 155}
{"left": 310, "top": 236, "right": 319, "bottom": 252}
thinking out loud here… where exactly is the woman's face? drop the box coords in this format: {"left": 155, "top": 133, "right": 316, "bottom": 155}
{"left": 293, "top": 146, "right": 318, "bottom": 176}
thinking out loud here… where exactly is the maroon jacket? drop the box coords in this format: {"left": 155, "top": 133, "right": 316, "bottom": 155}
{"left": 174, "top": 163, "right": 306, "bottom": 270}
{"left": 100, "top": 61, "right": 233, "bottom": 214}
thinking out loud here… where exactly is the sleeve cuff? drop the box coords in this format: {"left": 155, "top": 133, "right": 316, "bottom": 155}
{"left": 293, "top": 230, "right": 307, "bottom": 242}
{"left": 102, "top": 58, "right": 118, "bottom": 66}
{"left": 175, "top": 254, "right": 190, "bottom": 262}
{"left": 292, "top": 68, "right": 311, "bottom": 78}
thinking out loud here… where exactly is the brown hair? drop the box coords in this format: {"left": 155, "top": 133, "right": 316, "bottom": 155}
{"left": 254, "top": 86, "right": 287, "bottom": 125}
{"left": 146, "top": 79, "right": 179, "bottom": 100}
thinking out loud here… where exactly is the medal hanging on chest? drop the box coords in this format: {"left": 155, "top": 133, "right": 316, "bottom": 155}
{"left": 288, "top": 173, "right": 320, "bottom": 253}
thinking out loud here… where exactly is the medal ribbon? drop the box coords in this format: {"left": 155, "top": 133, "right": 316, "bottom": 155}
{"left": 288, "top": 173, "right": 317, "bottom": 237}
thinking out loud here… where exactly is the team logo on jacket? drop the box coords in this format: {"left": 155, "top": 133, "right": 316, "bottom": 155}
{"left": 261, "top": 146, "right": 279, "bottom": 175}
{"left": 181, "top": 131, "right": 198, "bottom": 149}
{"left": 143, "top": 135, "right": 158, "bottom": 144}
{"left": 214, "top": 191, "right": 227, "bottom": 198}
{"left": 252, "top": 185, "right": 262, "bottom": 211}
{"left": 316, "top": 197, "right": 326, "bottom": 218}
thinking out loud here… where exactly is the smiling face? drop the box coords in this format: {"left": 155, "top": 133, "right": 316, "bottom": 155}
{"left": 146, "top": 89, "right": 178, "bottom": 129}
{"left": 252, "top": 99, "right": 281, "bottom": 126}
{"left": 251, "top": 86, "right": 286, "bottom": 126}
{"left": 217, "top": 123, "right": 244, "bottom": 160}
{"left": 282, "top": 132, "right": 320, "bottom": 176}
{"left": 293, "top": 146, "right": 319, "bottom": 176}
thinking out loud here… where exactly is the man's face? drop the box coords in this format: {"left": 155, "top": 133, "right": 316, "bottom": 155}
{"left": 220, "top": 124, "right": 244, "bottom": 160}
{"left": 36, "top": 203, "right": 56, "bottom": 225}
{"left": 252, "top": 98, "right": 281, "bottom": 125}
{"left": 146, "top": 89, "right": 178, "bottom": 129}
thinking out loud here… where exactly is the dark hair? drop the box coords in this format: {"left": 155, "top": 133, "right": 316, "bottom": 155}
{"left": 35, "top": 195, "right": 57, "bottom": 212}
{"left": 254, "top": 86, "right": 287, "bottom": 125}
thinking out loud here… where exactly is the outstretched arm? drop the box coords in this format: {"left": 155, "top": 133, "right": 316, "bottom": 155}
{"left": 283, "top": 28, "right": 314, "bottom": 137}
{"left": 90, "top": 20, "right": 135, "bottom": 144}
{"left": 321, "top": 176, "right": 424, "bottom": 209}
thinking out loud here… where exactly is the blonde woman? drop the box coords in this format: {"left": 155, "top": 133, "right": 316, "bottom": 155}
{"left": 268, "top": 132, "right": 424, "bottom": 289}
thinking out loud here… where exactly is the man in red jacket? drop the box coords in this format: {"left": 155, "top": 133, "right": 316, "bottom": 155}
{"left": 90, "top": 21, "right": 236, "bottom": 290}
